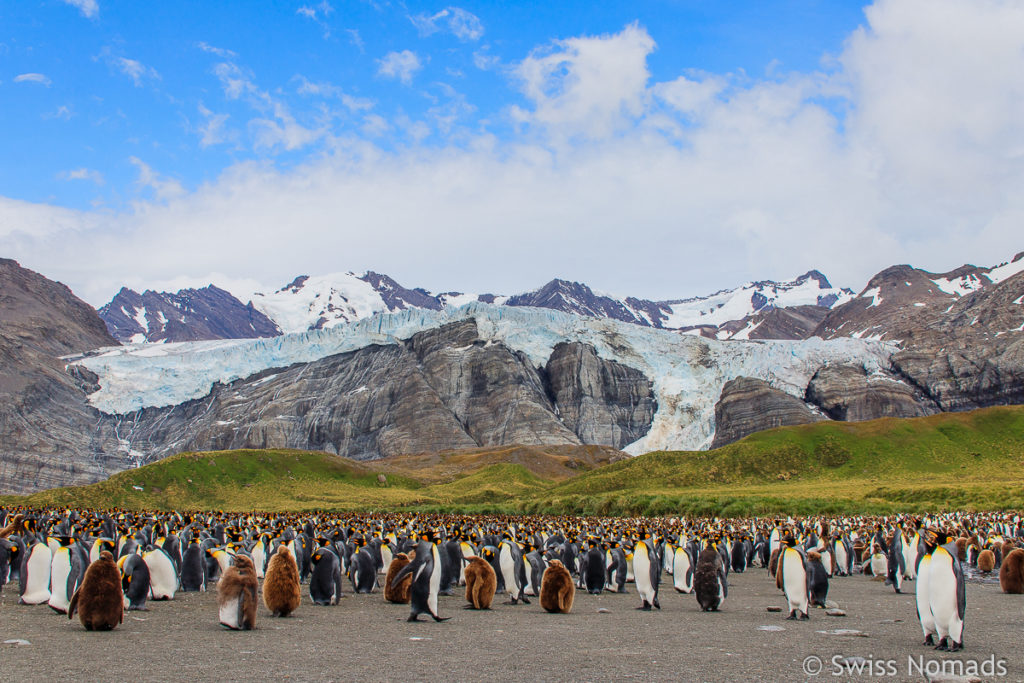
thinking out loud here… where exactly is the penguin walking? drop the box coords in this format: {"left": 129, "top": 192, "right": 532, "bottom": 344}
{"left": 928, "top": 531, "right": 966, "bottom": 652}
{"left": 389, "top": 539, "right": 450, "bottom": 622}
{"left": 672, "top": 544, "right": 694, "bottom": 594}
{"left": 309, "top": 546, "right": 343, "bottom": 606}
{"left": 886, "top": 533, "right": 905, "bottom": 593}
{"left": 539, "top": 559, "right": 575, "bottom": 614}
{"left": 263, "top": 545, "right": 301, "bottom": 617}
{"left": 68, "top": 551, "right": 123, "bottom": 631}
{"left": 218, "top": 554, "right": 258, "bottom": 630}
{"left": 778, "top": 535, "right": 810, "bottom": 620}
{"left": 694, "top": 540, "right": 727, "bottom": 611}
{"left": 118, "top": 553, "right": 150, "bottom": 611}
{"left": 632, "top": 539, "right": 661, "bottom": 610}
{"left": 463, "top": 555, "right": 497, "bottom": 610}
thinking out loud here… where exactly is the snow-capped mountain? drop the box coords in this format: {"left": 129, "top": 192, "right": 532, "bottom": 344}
{"left": 99, "top": 285, "right": 280, "bottom": 343}
{"left": 99, "top": 269, "right": 852, "bottom": 343}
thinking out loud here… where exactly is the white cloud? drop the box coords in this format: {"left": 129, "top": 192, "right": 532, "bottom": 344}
{"left": 114, "top": 57, "right": 159, "bottom": 87}
{"left": 60, "top": 0, "right": 98, "bottom": 19}
{"left": 195, "top": 103, "right": 231, "bottom": 148}
{"left": 197, "top": 42, "right": 237, "bottom": 59}
{"left": 297, "top": 1, "right": 334, "bottom": 38}
{"left": 512, "top": 23, "right": 654, "bottom": 139}
{"left": 410, "top": 7, "right": 484, "bottom": 41}
{"left": 129, "top": 157, "right": 185, "bottom": 202}
{"left": 3, "top": 1, "right": 1024, "bottom": 308}
{"left": 377, "top": 50, "right": 422, "bottom": 85}
{"left": 14, "top": 73, "right": 51, "bottom": 86}
{"left": 60, "top": 168, "right": 104, "bottom": 185}
{"left": 293, "top": 76, "right": 374, "bottom": 111}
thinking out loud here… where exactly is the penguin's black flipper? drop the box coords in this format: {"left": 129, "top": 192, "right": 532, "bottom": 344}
{"left": 389, "top": 561, "right": 415, "bottom": 590}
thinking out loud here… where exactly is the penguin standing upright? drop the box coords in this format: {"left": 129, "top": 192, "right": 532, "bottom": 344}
{"left": 694, "top": 539, "right": 727, "bottom": 611}
{"left": 349, "top": 545, "right": 378, "bottom": 594}
{"left": 886, "top": 533, "right": 905, "bottom": 593}
{"left": 19, "top": 541, "right": 52, "bottom": 605}
{"left": 463, "top": 555, "right": 497, "bottom": 610}
{"left": 68, "top": 551, "right": 123, "bottom": 631}
{"left": 672, "top": 544, "right": 694, "bottom": 594}
{"left": 263, "top": 545, "right": 301, "bottom": 617}
{"left": 583, "top": 541, "right": 605, "bottom": 595}
{"left": 497, "top": 538, "right": 530, "bottom": 604}
{"left": 539, "top": 559, "right": 575, "bottom": 614}
{"left": 999, "top": 548, "right": 1024, "bottom": 593}
{"left": 309, "top": 546, "right": 343, "bottom": 606}
{"left": 806, "top": 551, "right": 829, "bottom": 608}
{"left": 47, "top": 538, "right": 84, "bottom": 614}
{"left": 606, "top": 544, "right": 628, "bottom": 593}
{"left": 389, "top": 539, "right": 450, "bottom": 622}
{"left": 928, "top": 530, "right": 966, "bottom": 652}
{"left": 632, "top": 538, "right": 661, "bottom": 610}
{"left": 179, "top": 538, "right": 205, "bottom": 592}
{"left": 779, "top": 532, "right": 810, "bottom": 620}
{"left": 524, "top": 545, "right": 547, "bottom": 597}
{"left": 915, "top": 533, "right": 937, "bottom": 645}
{"left": 384, "top": 552, "right": 414, "bottom": 604}
{"left": 143, "top": 546, "right": 178, "bottom": 600}
{"left": 119, "top": 553, "right": 151, "bottom": 611}
{"left": 218, "top": 554, "right": 258, "bottom": 630}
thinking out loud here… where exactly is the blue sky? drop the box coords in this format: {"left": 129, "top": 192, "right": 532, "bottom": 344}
{"left": 2, "top": 0, "right": 1023, "bottom": 305}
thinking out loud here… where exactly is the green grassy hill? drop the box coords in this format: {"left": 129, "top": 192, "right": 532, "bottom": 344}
{"left": 4, "top": 406, "right": 1024, "bottom": 515}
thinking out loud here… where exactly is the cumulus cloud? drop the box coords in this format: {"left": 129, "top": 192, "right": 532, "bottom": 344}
{"left": 2, "top": 0, "right": 1024, "bottom": 307}
{"left": 14, "top": 73, "right": 51, "bottom": 86}
{"left": 377, "top": 50, "right": 422, "bottom": 85}
{"left": 60, "top": 0, "right": 98, "bottom": 19}
{"left": 410, "top": 7, "right": 484, "bottom": 41}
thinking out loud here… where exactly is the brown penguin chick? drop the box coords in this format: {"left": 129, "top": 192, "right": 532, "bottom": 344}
{"left": 1001, "top": 540, "right": 1017, "bottom": 557}
{"left": 463, "top": 556, "right": 497, "bottom": 610}
{"left": 539, "top": 559, "right": 575, "bottom": 614}
{"left": 768, "top": 548, "right": 781, "bottom": 579}
{"left": 977, "top": 549, "right": 996, "bottom": 574}
{"left": 263, "top": 545, "right": 301, "bottom": 617}
{"left": 67, "top": 550, "right": 123, "bottom": 631}
{"left": 218, "top": 555, "right": 259, "bottom": 630}
{"left": 999, "top": 548, "right": 1024, "bottom": 594}
{"left": 954, "top": 537, "right": 968, "bottom": 562}
{"left": 384, "top": 552, "right": 414, "bottom": 604}
{"left": 0, "top": 514, "right": 25, "bottom": 539}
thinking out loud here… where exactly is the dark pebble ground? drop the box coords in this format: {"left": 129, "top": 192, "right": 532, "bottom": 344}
{"left": 2, "top": 571, "right": 1022, "bottom": 682}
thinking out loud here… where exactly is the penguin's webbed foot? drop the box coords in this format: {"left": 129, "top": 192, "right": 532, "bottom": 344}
{"left": 934, "top": 637, "right": 949, "bottom": 651}
{"left": 947, "top": 640, "right": 962, "bottom": 652}
{"left": 521, "top": 596, "right": 530, "bottom": 604}
{"left": 636, "top": 603, "right": 652, "bottom": 611}
{"left": 922, "top": 634, "right": 935, "bottom": 646}
{"left": 799, "top": 612, "right": 809, "bottom": 621}
{"left": 407, "top": 614, "right": 420, "bottom": 622}
{"left": 786, "top": 612, "right": 797, "bottom": 620}
{"left": 653, "top": 598, "right": 661, "bottom": 609}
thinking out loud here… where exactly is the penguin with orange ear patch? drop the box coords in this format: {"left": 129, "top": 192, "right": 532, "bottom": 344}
{"left": 384, "top": 552, "right": 414, "bottom": 604}
{"left": 463, "top": 556, "right": 497, "bottom": 610}
{"left": 0, "top": 514, "right": 25, "bottom": 539}
{"left": 218, "top": 554, "right": 258, "bottom": 630}
{"left": 539, "top": 559, "right": 574, "bottom": 614}
{"left": 68, "top": 551, "right": 123, "bottom": 631}
{"left": 263, "top": 545, "right": 301, "bottom": 617}
{"left": 999, "top": 548, "right": 1024, "bottom": 594}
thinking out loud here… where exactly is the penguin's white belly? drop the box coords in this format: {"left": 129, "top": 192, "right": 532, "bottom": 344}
{"left": 219, "top": 595, "right": 241, "bottom": 629}
{"left": 380, "top": 546, "right": 393, "bottom": 575}
{"left": 47, "top": 549, "right": 73, "bottom": 612}
{"left": 819, "top": 550, "right": 833, "bottom": 577}
{"left": 834, "top": 544, "right": 848, "bottom": 574}
{"left": 633, "top": 549, "right": 654, "bottom": 602}
{"left": 252, "top": 546, "right": 266, "bottom": 579}
{"left": 21, "top": 544, "right": 52, "bottom": 605}
{"left": 928, "top": 552, "right": 961, "bottom": 640}
{"left": 916, "top": 555, "right": 935, "bottom": 636}
{"left": 427, "top": 547, "right": 441, "bottom": 616}
{"left": 145, "top": 551, "right": 178, "bottom": 600}
{"left": 903, "top": 544, "right": 918, "bottom": 579}
{"left": 870, "top": 553, "right": 888, "bottom": 577}
{"left": 782, "top": 550, "right": 808, "bottom": 613}
{"left": 498, "top": 546, "right": 516, "bottom": 597}
{"left": 672, "top": 549, "right": 692, "bottom": 593}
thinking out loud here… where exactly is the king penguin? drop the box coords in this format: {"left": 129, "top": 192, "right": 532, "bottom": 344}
{"left": 19, "top": 541, "right": 52, "bottom": 605}
{"left": 47, "top": 537, "right": 84, "bottom": 614}
{"left": 218, "top": 554, "right": 258, "bottom": 630}
{"left": 389, "top": 538, "right": 450, "bottom": 622}
{"left": 672, "top": 543, "right": 694, "bottom": 594}
{"left": 694, "top": 538, "right": 727, "bottom": 611}
{"left": 778, "top": 531, "right": 810, "bottom": 620}
{"left": 915, "top": 531, "right": 937, "bottom": 646}
{"left": 632, "top": 538, "right": 661, "bottom": 610}
{"left": 927, "top": 530, "right": 966, "bottom": 652}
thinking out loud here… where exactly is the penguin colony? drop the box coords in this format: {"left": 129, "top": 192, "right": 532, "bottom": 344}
{"left": 0, "top": 507, "right": 1020, "bottom": 650}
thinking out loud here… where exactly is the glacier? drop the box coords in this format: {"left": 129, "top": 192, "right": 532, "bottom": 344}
{"left": 67, "top": 303, "right": 898, "bottom": 454}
